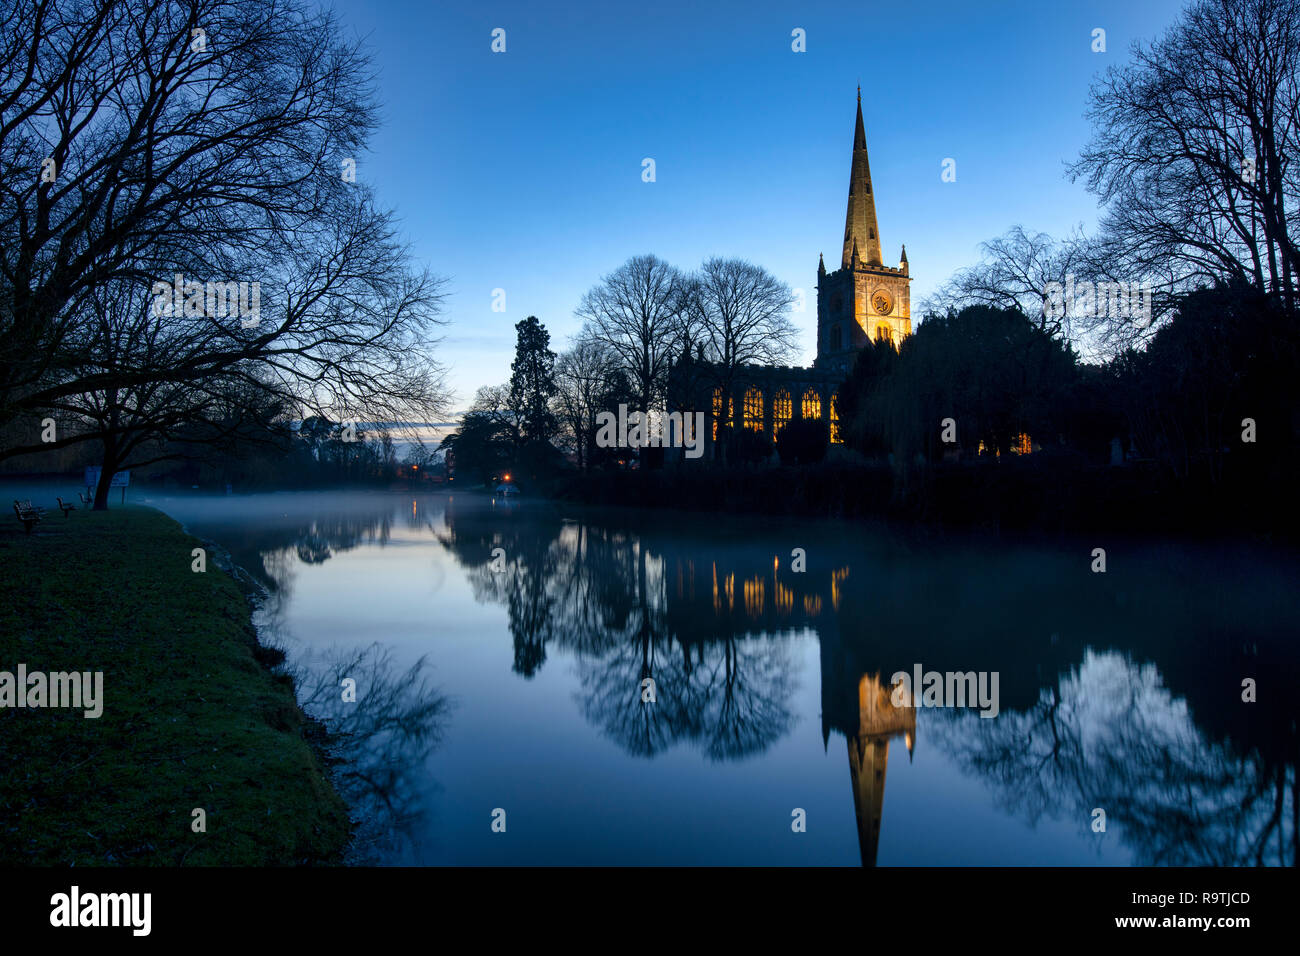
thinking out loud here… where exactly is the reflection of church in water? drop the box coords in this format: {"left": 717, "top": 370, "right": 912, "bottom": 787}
{"left": 824, "top": 666, "right": 915, "bottom": 867}
{"left": 667, "top": 551, "right": 915, "bottom": 866}
{"left": 441, "top": 494, "right": 1296, "bottom": 868}
{"left": 436, "top": 498, "right": 916, "bottom": 866}
{"left": 660, "top": 88, "right": 918, "bottom": 860}
{"left": 669, "top": 88, "right": 912, "bottom": 457}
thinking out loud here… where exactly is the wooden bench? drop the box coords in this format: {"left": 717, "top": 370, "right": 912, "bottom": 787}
{"left": 78, "top": 491, "right": 94, "bottom": 508}
{"left": 55, "top": 496, "right": 76, "bottom": 516}
{"left": 12, "top": 499, "right": 45, "bottom": 534}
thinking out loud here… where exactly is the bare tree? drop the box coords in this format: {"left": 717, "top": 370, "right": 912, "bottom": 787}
{"left": 575, "top": 254, "right": 690, "bottom": 410}
{"left": 47, "top": 279, "right": 293, "bottom": 507}
{"left": 923, "top": 228, "right": 1087, "bottom": 336}
{"left": 458, "top": 383, "right": 520, "bottom": 457}
{"left": 1070, "top": 0, "right": 1300, "bottom": 316}
{"left": 924, "top": 226, "right": 1188, "bottom": 358}
{"left": 686, "top": 257, "right": 797, "bottom": 368}
{"left": 552, "top": 335, "right": 618, "bottom": 470}
{"left": 0, "top": 0, "right": 447, "bottom": 491}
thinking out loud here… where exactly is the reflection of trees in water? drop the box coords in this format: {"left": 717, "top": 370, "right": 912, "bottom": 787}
{"left": 271, "top": 511, "right": 396, "bottom": 575}
{"left": 296, "top": 532, "right": 334, "bottom": 564}
{"left": 183, "top": 498, "right": 451, "bottom": 861}
{"left": 436, "top": 511, "right": 663, "bottom": 677}
{"left": 436, "top": 502, "right": 799, "bottom": 761}
{"left": 434, "top": 508, "right": 569, "bottom": 676}
{"left": 575, "top": 632, "right": 796, "bottom": 762}
{"left": 926, "top": 649, "right": 1295, "bottom": 866}
{"left": 289, "top": 643, "right": 452, "bottom": 864}
{"left": 197, "top": 494, "right": 1297, "bottom": 864}
{"left": 204, "top": 506, "right": 406, "bottom": 624}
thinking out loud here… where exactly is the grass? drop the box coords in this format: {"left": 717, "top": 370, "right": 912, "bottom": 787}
{"left": 0, "top": 505, "right": 351, "bottom": 865}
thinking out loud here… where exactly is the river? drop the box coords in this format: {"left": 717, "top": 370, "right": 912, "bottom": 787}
{"left": 139, "top": 489, "right": 1298, "bottom": 866}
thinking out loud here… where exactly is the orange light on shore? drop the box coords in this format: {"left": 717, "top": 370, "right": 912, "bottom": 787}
{"left": 503, "top": 473, "right": 511, "bottom": 481}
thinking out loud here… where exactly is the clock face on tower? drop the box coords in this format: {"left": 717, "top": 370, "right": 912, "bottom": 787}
{"left": 871, "top": 289, "right": 893, "bottom": 315}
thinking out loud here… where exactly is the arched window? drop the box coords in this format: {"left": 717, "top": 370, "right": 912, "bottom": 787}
{"left": 876, "top": 324, "right": 892, "bottom": 343}
{"left": 830, "top": 393, "right": 842, "bottom": 444}
{"left": 831, "top": 325, "right": 842, "bottom": 350}
{"left": 802, "top": 388, "right": 821, "bottom": 421}
{"left": 773, "top": 390, "right": 792, "bottom": 435}
{"left": 743, "top": 387, "right": 764, "bottom": 432}
{"left": 712, "top": 388, "right": 732, "bottom": 439}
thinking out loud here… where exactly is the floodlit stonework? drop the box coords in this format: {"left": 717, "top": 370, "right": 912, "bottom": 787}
{"left": 669, "top": 89, "right": 911, "bottom": 459}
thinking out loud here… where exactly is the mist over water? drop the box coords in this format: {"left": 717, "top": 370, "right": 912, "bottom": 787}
{"left": 29, "top": 484, "right": 1292, "bottom": 866}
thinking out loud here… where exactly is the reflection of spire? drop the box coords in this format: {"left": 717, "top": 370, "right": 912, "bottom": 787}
{"left": 848, "top": 736, "right": 890, "bottom": 866}
{"left": 845, "top": 672, "right": 915, "bottom": 866}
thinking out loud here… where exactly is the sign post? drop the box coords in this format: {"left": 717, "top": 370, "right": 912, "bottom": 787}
{"left": 83, "top": 467, "right": 131, "bottom": 505}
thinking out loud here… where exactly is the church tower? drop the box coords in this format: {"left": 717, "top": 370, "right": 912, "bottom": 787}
{"left": 815, "top": 89, "right": 912, "bottom": 374}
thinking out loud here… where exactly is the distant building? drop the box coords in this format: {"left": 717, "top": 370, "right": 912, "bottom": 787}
{"left": 669, "top": 89, "right": 912, "bottom": 459}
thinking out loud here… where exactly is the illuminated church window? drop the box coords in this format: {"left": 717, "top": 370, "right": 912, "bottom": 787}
{"left": 743, "top": 576, "right": 765, "bottom": 618}
{"left": 712, "top": 388, "right": 732, "bottom": 439}
{"left": 1013, "top": 432, "right": 1032, "bottom": 455}
{"left": 876, "top": 324, "right": 891, "bottom": 343}
{"left": 830, "top": 393, "right": 842, "bottom": 443}
{"left": 774, "top": 579, "right": 793, "bottom": 614}
{"left": 831, "top": 567, "right": 849, "bottom": 610}
{"left": 712, "top": 563, "right": 735, "bottom": 612}
{"left": 743, "top": 387, "right": 764, "bottom": 432}
{"left": 773, "top": 390, "right": 792, "bottom": 434}
{"left": 802, "top": 388, "right": 821, "bottom": 421}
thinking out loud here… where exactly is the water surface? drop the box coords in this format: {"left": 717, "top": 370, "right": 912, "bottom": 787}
{"left": 145, "top": 489, "right": 1298, "bottom": 866}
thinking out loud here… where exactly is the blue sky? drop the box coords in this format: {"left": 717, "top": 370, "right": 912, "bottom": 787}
{"left": 327, "top": 0, "right": 1188, "bottom": 407}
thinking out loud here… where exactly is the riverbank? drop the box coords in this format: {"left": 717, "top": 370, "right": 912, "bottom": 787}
{"left": 552, "top": 454, "right": 1295, "bottom": 542}
{"left": 0, "top": 506, "right": 351, "bottom": 865}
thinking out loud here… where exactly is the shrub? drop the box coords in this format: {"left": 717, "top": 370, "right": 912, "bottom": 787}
{"left": 776, "top": 417, "right": 829, "bottom": 465}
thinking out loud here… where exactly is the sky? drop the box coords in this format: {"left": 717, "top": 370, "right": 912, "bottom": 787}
{"left": 325, "top": 0, "right": 1190, "bottom": 410}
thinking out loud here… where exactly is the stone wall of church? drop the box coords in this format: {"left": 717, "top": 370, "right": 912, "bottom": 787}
{"left": 666, "top": 357, "right": 846, "bottom": 462}
{"left": 816, "top": 264, "right": 911, "bottom": 374}
{"left": 852, "top": 266, "right": 911, "bottom": 346}
{"left": 816, "top": 269, "right": 861, "bottom": 372}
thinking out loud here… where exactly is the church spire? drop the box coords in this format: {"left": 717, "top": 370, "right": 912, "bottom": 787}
{"left": 842, "top": 90, "right": 883, "bottom": 269}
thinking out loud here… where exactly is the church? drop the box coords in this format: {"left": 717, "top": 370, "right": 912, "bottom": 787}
{"left": 669, "top": 89, "right": 912, "bottom": 458}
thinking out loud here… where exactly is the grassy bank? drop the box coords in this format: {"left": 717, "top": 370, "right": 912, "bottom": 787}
{"left": 0, "top": 506, "right": 350, "bottom": 865}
